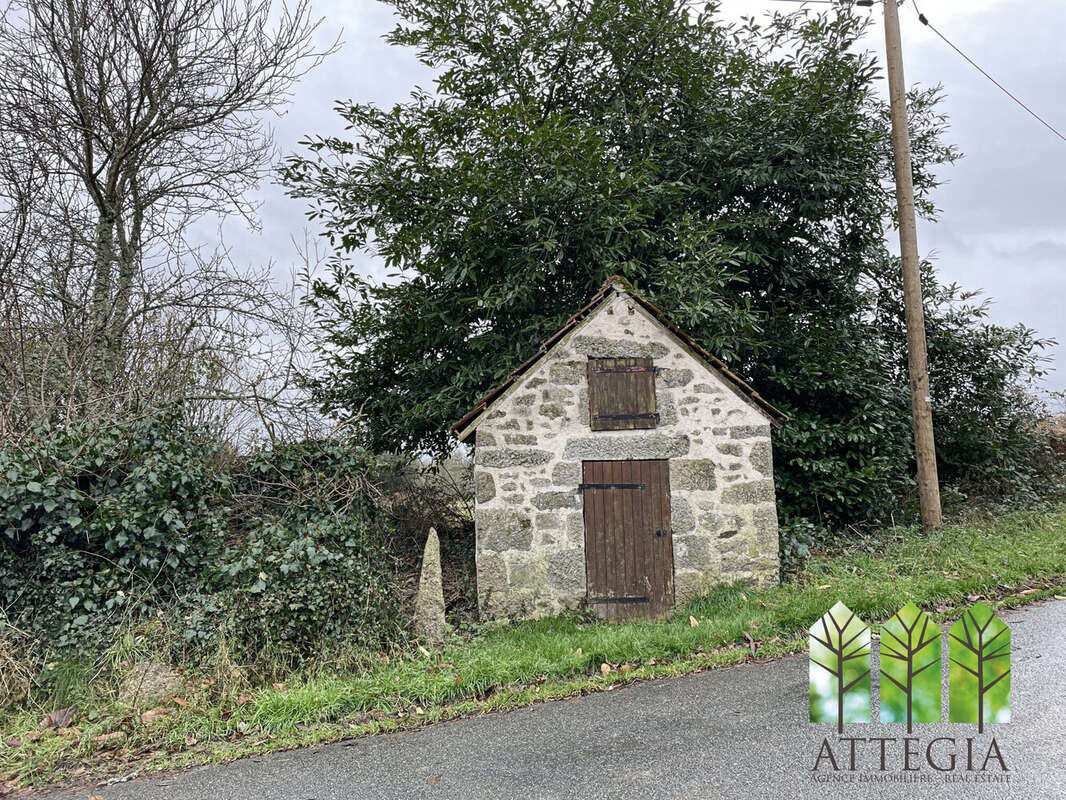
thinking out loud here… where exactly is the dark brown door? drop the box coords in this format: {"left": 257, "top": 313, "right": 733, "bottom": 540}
{"left": 581, "top": 459, "right": 674, "bottom": 621}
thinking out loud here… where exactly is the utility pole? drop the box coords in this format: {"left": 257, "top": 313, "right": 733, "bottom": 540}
{"left": 881, "top": 0, "right": 942, "bottom": 529}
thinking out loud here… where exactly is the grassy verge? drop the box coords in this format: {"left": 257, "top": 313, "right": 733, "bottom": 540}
{"left": 4, "top": 506, "right": 1066, "bottom": 792}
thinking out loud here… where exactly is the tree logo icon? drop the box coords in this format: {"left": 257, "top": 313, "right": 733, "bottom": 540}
{"left": 879, "top": 602, "right": 941, "bottom": 731}
{"left": 808, "top": 602, "right": 872, "bottom": 732}
{"left": 809, "top": 600, "right": 1011, "bottom": 730}
{"left": 949, "top": 601, "right": 1011, "bottom": 732}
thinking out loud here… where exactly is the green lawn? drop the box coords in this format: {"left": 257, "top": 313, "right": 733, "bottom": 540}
{"left": 3, "top": 506, "right": 1066, "bottom": 790}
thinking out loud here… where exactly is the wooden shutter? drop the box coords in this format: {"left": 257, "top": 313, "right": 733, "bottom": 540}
{"left": 587, "top": 357, "right": 657, "bottom": 431}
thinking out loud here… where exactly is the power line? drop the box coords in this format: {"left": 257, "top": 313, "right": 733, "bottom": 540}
{"left": 910, "top": 1, "right": 1066, "bottom": 145}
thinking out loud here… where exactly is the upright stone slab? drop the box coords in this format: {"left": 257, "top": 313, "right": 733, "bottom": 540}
{"left": 413, "top": 527, "right": 446, "bottom": 644}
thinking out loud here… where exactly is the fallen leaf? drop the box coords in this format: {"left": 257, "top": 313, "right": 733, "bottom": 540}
{"left": 418, "top": 645, "right": 432, "bottom": 658}
{"left": 272, "top": 683, "right": 285, "bottom": 691}
{"left": 743, "top": 631, "right": 757, "bottom": 656}
{"left": 600, "top": 663, "right": 611, "bottom": 676}
{"left": 3, "top": 738, "right": 20, "bottom": 748}
{"left": 817, "top": 584, "right": 831, "bottom": 590}
{"left": 184, "top": 736, "right": 198, "bottom": 746}
{"left": 40, "top": 706, "right": 75, "bottom": 729}
{"left": 236, "top": 694, "right": 253, "bottom": 706}
{"left": 454, "top": 674, "right": 462, "bottom": 684}
{"left": 1054, "top": 594, "right": 1066, "bottom": 600}
{"left": 426, "top": 775, "right": 442, "bottom": 785}
{"left": 140, "top": 708, "right": 168, "bottom": 724}
{"left": 414, "top": 707, "right": 424, "bottom": 716}
{"left": 575, "top": 647, "right": 582, "bottom": 655}
{"left": 171, "top": 697, "right": 189, "bottom": 707}
{"left": 967, "top": 594, "right": 983, "bottom": 602}
{"left": 1019, "top": 588, "right": 1040, "bottom": 596}
{"left": 92, "top": 731, "right": 127, "bottom": 749}
{"left": 647, "top": 658, "right": 657, "bottom": 666}
{"left": 689, "top": 615, "right": 700, "bottom": 627}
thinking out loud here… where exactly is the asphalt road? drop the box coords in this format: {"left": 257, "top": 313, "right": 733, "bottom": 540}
{"left": 50, "top": 599, "right": 1066, "bottom": 800}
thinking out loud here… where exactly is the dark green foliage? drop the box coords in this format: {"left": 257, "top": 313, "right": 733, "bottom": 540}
{"left": 207, "top": 441, "right": 403, "bottom": 663}
{"left": 0, "top": 417, "right": 402, "bottom": 667}
{"left": 0, "top": 410, "right": 228, "bottom": 649}
{"left": 924, "top": 284, "right": 1056, "bottom": 499}
{"left": 285, "top": 0, "right": 1054, "bottom": 527}
{"left": 779, "top": 519, "right": 818, "bottom": 576}
{"left": 207, "top": 515, "right": 402, "bottom": 665}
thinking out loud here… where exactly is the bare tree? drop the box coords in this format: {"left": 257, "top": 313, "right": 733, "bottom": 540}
{"left": 0, "top": 0, "right": 333, "bottom": 439}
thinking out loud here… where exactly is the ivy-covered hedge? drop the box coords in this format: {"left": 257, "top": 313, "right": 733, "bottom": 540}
{"left": 0, "top": 412, "right": 228, "bottom": 650}
{"left": 0, "top": 412, "right": 401, "bottom": 665}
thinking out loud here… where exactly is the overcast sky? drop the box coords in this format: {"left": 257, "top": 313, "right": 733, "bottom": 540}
{"left": 225, "top": 0, "right": 1066, "bottom": 400}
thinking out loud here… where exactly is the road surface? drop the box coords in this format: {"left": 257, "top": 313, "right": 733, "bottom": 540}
{"left": 49, "top": 599, "right": 1066, "bottom": 799}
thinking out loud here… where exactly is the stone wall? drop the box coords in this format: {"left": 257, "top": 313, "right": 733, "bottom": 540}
{"left": 471, "top": 289, "right": 779, "bottom": 620}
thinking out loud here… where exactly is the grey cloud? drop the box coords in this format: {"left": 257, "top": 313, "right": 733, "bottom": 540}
{"left": 215, "top": 0, "right": 1065, "bottom": 396}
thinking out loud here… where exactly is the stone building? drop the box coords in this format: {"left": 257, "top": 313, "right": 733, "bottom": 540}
{"left": 451, "top": 278, "right": 787, "bottom": 621}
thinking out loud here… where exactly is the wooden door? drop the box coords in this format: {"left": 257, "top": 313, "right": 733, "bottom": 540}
{"left": 581, "top": 460, "right": 674, "bottom": 621}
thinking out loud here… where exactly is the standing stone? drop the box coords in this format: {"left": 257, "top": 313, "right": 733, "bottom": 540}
{"left": 413, "top": 528, "right": 446, "bottom": 644}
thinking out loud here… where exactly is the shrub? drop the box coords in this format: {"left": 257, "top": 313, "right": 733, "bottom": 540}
{"left": 208, "top": 513, "right": 402, "bottom": 666}
{"left": 0, "top": 416, "right": 407, "bottom": 673}
{"left": 201, "top": 439, "right": 404, "bottom": 666}
{"left": 0, "top": 409, "right": 228, "bottom": 650}
{"left": 779, "top": 519, "right": 818, "bottom": 577}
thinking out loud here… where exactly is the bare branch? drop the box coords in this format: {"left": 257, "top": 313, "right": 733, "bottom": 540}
{"left": 0, "top": 0, "right": 335, "bottom": 441}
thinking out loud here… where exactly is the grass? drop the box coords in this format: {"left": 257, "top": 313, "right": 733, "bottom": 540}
{"left": 4, "top": 505, "right": 1066, "bottom": 791}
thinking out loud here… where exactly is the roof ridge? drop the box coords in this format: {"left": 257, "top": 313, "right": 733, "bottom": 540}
{"left": 601, "top": 274, "right": 635, "bottom": 293}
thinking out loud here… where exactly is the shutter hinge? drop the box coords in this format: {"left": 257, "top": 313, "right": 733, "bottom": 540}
{"left": 590, "top": 365, "right": 660, "bottom": 374}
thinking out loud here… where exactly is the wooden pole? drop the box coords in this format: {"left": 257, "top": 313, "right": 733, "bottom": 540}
{"left": 883, "top": 0, "right": 942, "bottom": 529}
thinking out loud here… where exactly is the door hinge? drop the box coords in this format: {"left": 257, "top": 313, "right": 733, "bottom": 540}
{"left": 592, "top": 412, "right": 660, "bottom": 422}
{"left": 655, "top": 528, "right": 671, "bottom": 538}
{"left": 587, "top": 596, "right": 649, "bottom": 605}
